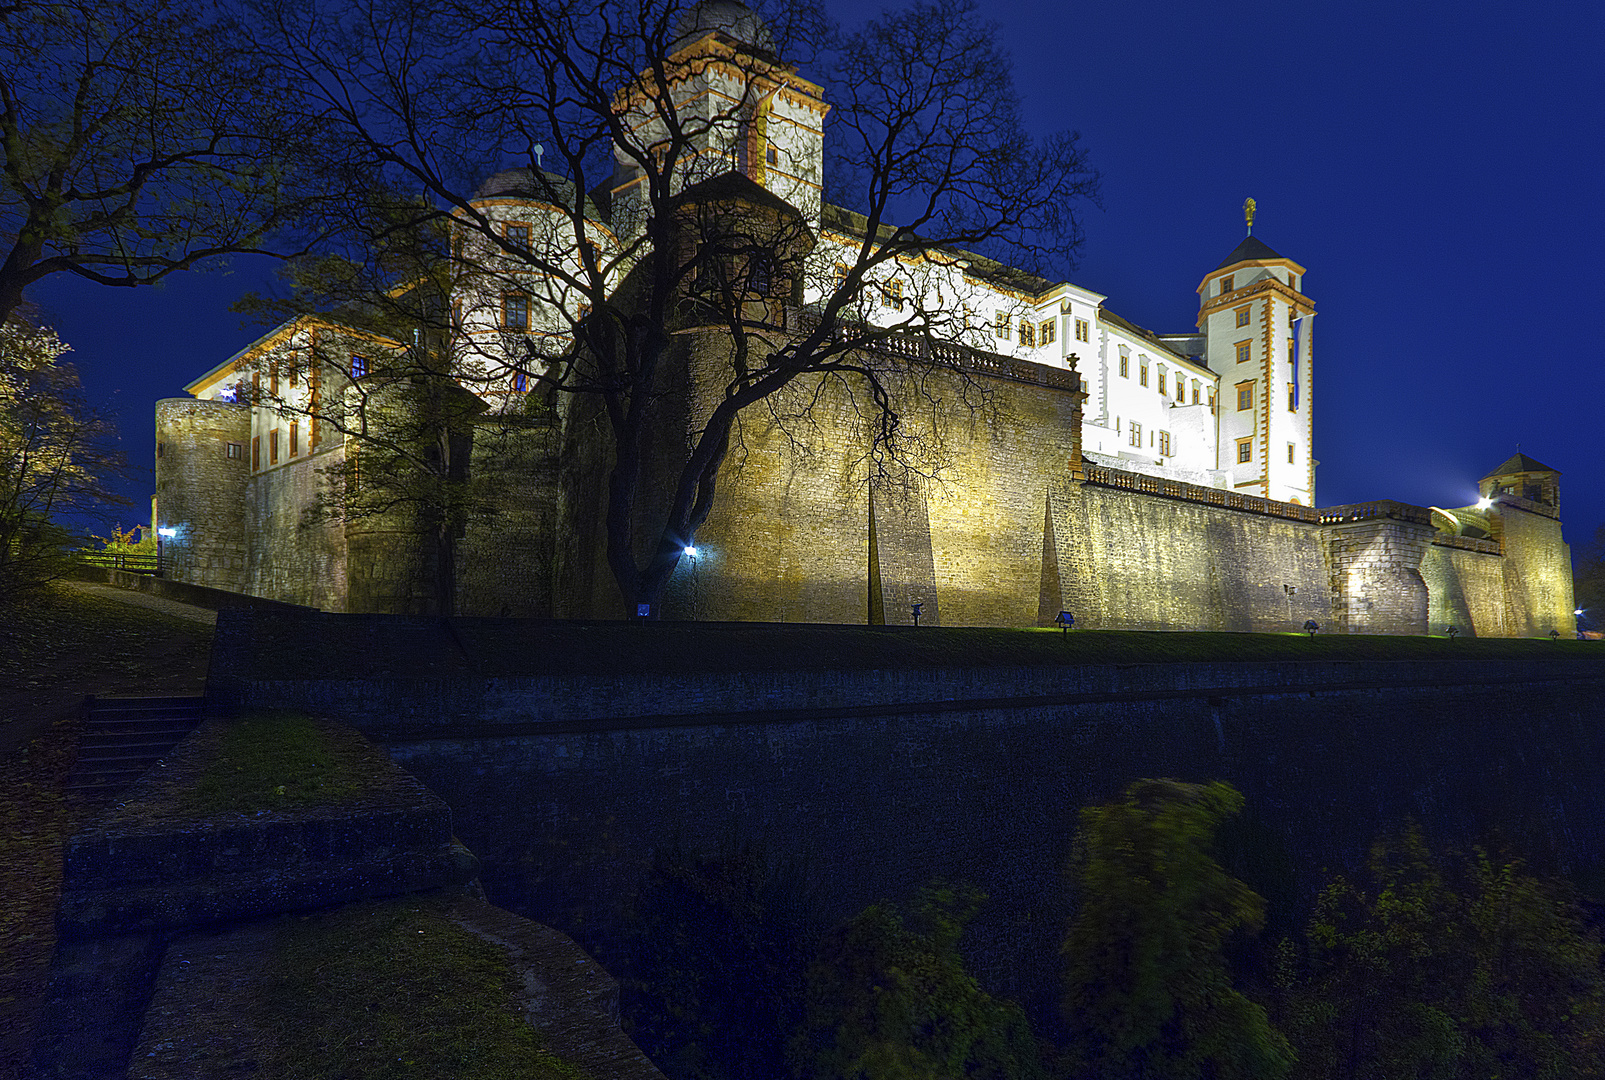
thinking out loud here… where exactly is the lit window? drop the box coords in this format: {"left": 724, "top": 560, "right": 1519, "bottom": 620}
{"left": 1235, "top": 306, "right": 1250, "bottom": 328}
{"left": 1237, "top": 438, "right": 1252, "bottom": 464}
{"left": 1235, "top": 341, "right": 1251, "bottom": 364}
{"left": 503, "top": 293, "right": 530, "bottom": 330}
{"left": 995, "top": 312, "right": 1011, "bottom": 340}
{"left": 1237, "top": 382, "right": 1254, "bottom": 411}
{"left": 1129, "top": 421, "right": 1142, "bottom": 448}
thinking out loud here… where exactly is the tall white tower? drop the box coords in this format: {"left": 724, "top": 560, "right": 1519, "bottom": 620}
{"left": 1197, "top": 206, "right": 1314, "bottom": 505}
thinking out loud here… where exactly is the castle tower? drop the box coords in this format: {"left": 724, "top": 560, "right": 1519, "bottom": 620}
{"left": 1479, "top": 452, "right": 1561, "bottom": 513}
{"left": 610, "top": 0, "right": 828, "bottom": 232}
{"left": 1197, "top": 210, "right": 1314, "bottom": 505}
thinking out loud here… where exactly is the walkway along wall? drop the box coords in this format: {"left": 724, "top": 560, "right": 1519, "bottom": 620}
{"left": 208, "top": 611, "right": 1605, "bottom": 1025}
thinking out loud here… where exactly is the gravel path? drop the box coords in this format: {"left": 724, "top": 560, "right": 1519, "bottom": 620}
{"left": 61, "top": 581, "right": 218, "bottom": 627}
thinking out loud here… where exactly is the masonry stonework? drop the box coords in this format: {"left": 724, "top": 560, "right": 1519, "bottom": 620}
{"left": 154, "top": 398, "right": 250, "bottom": 592}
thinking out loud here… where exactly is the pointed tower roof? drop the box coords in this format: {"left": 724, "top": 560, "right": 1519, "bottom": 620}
{"left": 1214, "top": 234, "right": 1287, "bottom": 271}
{"left": 1484, "top": 453, "right": 1560, "bottom": 479}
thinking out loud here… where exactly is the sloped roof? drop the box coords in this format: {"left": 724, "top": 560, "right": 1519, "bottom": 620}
{"left": 1214, "top": 234, "right": 1287, "bottom": 271}
{"left": 1484, "top": 453, "right": 1559, "bottom": 478}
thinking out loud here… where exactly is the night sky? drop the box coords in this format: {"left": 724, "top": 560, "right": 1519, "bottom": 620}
{"left": 29, "top": 0, "right": 1605, "bottom": 558}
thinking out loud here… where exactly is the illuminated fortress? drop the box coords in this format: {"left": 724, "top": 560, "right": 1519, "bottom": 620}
{"left": 152, "top": 1, "right": 1574, "bottom": 635}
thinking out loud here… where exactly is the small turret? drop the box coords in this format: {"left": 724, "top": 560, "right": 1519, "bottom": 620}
{"left": 1480, "top": 453, "right": 1561, "bottom": 513}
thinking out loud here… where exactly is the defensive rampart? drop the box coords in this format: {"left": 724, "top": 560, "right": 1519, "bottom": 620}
{"left": 208, "top": 611, "right": 1605, "bottom": 1021}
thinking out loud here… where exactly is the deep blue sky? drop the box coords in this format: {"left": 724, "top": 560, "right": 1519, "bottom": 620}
{"left": 31, "top": 0, "right": 1605, "bottom": 555}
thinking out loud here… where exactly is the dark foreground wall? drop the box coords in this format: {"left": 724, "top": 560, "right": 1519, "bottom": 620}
{"left": 208, "top": 611, "right": 1605, "bottom": 1022}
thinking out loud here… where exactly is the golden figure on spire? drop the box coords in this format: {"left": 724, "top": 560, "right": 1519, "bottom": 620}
{"left": 1243, "top": 197, "right": 1257, "bottom": 235}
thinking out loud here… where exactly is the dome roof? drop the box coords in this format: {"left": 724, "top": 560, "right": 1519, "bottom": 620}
{"left": 671, "top": 0, "right": 775, "bottom": 54}
{"left": 473, "top": 168, "right": 550, "bottom": 201}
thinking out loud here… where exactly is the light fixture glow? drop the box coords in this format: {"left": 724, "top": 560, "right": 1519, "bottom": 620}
{"left": 683, "top": 546, "right": 697, "bottom": 558}
{"left": 157, "top": 527, "right": 177, "bottom": 538}
{"left": 1475, "top": 497, "right": 1494, "bottom": 509}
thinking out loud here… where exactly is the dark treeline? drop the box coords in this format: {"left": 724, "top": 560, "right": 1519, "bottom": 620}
{"left": 619, "top": 779, "right": 1605, "bottom": 1080}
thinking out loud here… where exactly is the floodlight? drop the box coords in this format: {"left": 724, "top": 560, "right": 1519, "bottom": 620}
{"left": 684, "top": 546, "right": 697, "bottom": 557}
{"left": 157, "top": 527, "right": 176, "bottom": 538}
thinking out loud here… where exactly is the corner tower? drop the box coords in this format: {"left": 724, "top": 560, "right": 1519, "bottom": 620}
{"left": 610, "top": 0, "right": 828, "bottom": 233}
{"left": 1198, "top": 212, "right": 1314, "bottom": 505}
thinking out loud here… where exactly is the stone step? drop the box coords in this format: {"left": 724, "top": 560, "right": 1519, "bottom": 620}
{"left": 68, "top": 695, "right": 207, "bottom": 804}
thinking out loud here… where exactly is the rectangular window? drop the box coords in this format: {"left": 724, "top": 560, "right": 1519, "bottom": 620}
{"left": 351, "top": 355, "right": 368, "bottom": 379}
{"left": 1237, "top": 438, "right": 1253, "bottom": 464}
{"left": 503, "top": 293, "right": 530, "bottom": 331}
{"left": 226, "top": 442, "right": 242, "bottom": 460}
{"left": 1220, "top": 275, "right": 1234, "bottom": 293}
{"left": 270, "top": 359, "right": 279, "bottom": 397}
{"left": 1041, "top": 319, "right": 1056, "bottom": 345}
{"left": 289, "top": 422, "right": 299, "bottom": 457}
{"left": 1287, "top": 442, "right": 1296, "bottom": 463}
{"left": 765, "top": 145, "right": 778, "bottom": 166}
{"left": 156, "top": 442, "right": 164, "bottom": 459}
{"left": 505, "top": 223, "right": 530, "bottom": 249}
{"left": 1139, "top": 364, "right": 1149, "bottom": 388}
{"left": 1176, "top": 378, "right": 1185, "bottom": 403}
{"left": 1288, "top": 338, "right": 1295, "bottom": 362}
{"left": 833, "top": 262, "right": 848, "bottom": 288}
{"left": 287, "top": 355, "right": 299, "bottom": 387}
{"left": 1236, "top": 381, "right": 1254, "bottom": 411}
{"left": 995, "top": 312, "right": 1011, "bottom": 340}
{"left": 1020, "top": 320, "right": 1035, "bottom": 347}
{"left": 1235, "top": 341, "right": 1251, "bottom": 364}
{"left": 1119, "top": 355, "right": 1129, "bottom": 378}
{"left": 252, "top": 371, "right": 260, "bottom": 403}
{"left": 1159, "top": 431, "right": 1172, "bottom": 456}
{"left": 884, "top": 279, "right": 903, "bottom": 311}
{"left": 1192, "top": 381, "right": 1201, "bottom": 405}
{"left": 1235, "top": 306, "right": 1250, "bottom": 328}
{"left": 514, "top": 370, "right": 527, "bottom": 392}
{"left": 1288, "top": 383, "right": 1298, "bottom": 411}
{"left": 1209, "top": 388, "right": 1217, "bottom": 413}
{"left": 1074, "top": 317, "right": 1090, "bottom": 342}
{"left": 270, "top": 428, "right": 279, "bottom": 465}
{"left": 252, "top": 436, "right": 260, "bottom": 470}
{"left": 1157, "top": 370, "right": 1167, "bottom": 396}
{"left": 1129, "top": 421, "right": 1142, "bottom": 448}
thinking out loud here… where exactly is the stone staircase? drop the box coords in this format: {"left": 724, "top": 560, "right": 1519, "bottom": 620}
{"left": 65, "top": 695, "right": 207, "bottom": 803}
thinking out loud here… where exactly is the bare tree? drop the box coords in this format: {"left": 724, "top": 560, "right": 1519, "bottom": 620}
{"left": 0, "top": 0, "right": 307, "bottom": 322}
{"left": 250, "top": 0, "right": 1098, "bottom": 616}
